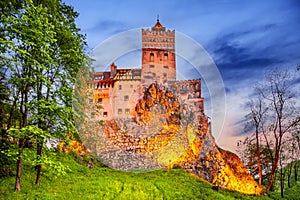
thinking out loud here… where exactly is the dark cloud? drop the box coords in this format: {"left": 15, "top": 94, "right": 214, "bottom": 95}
{"left": 224, "top": 87, "right": 231, "bottom": 93}
{"left": 214, "top": 23, "right": 277, "bottom": 45}
{"left": 88, "top": 19, "right": 128, "bottom": 34}
{"left": 208, "top": 23, "right": 294, "bottom": 85}
{"left": 231, "top": 116, "right": 255, "bottom": 136}
{"left": 291, "top": 77, "right": 300, "bottom": 85}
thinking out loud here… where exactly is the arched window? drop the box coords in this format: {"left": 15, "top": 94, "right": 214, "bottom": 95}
{"left": 150, "top": 53, "right": 154, "bottom": 62}
{"left": 164, "top": 53, "right": 168, "bottom": 61}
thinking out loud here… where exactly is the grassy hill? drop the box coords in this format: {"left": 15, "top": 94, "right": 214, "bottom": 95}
{"left": 0, "top": 152, "right": 278, "bottom": 200}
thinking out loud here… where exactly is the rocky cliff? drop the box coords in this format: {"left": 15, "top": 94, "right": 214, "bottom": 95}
{"left": 90, "top": 82, "right": 262, "bottom": 195}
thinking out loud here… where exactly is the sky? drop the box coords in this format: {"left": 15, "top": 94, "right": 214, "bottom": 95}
{"left": 64, "top": 0, "right": 300, "bottom": 152}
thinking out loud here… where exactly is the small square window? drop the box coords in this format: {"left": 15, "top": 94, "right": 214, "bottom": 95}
{"left": 98, "top": 98, "right": 102, "bottom": 104}
{"left": 130, "top": 85, "right": 133, "bottom": 88}
{"left": 163, "top": 66, "right": 169, "bottom": 69}
{"left": 118, "top": 109, "right": 122, "bottom": 114}
{"left": 89, "top": 99, "right": 93, "bottom": 104}
{"left": 150, "top": 65, "right": 155, "bottom": 68}
{"left": 163, "top": 73, "right": 167, "bottom": 77}
{"left": 125, "top": 108, "right": 130, "bottom": 115}
{"left": 103, "top": 112, "right": 108, "bottom": 117}
{"left": 124, "top": 95, "right": 129, "bottom": 101}
{"left": 119, "top": 85, "right": 122, "bottom": 90}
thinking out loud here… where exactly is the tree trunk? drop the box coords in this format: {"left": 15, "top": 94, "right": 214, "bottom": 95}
{"left": 295, "top": 162, "right": 298, "bottom": 182}
{"left": 35, "top": 142, "right": 42, "bottom": 185}
{"left": 35, "top": 78, "right": 45, "bottom": 185}
{"left": 7, "top": 96, "right": 18, "bottom": 130}
{"left": 287, "top": 163, "right": 293, "bottom": 188}
{"left": 14, "top": 83, "right": 29, "bottom": 192}
{"left": 15, "top": 158, "right": 22, "bottom": 192}
{"left": 280, "top": 167, "right": 284, "bottom": 198}
{"left": 256, "top": 129, "right": 262, "bottom": 185}
{"left": 15, "top": 138, "right": 24, "bottom": 192}
{"left": 267, "top": 152, "right": 279, "bottom": 191}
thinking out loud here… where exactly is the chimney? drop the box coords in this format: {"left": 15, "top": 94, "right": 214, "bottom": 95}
{"left": 110, "top": 62, "right": 117, "bottom": 78}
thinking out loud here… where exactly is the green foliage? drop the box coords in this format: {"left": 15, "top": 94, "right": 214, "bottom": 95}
{"left": 269, "top": 179, "right": 300, "bottom": 200}
{"left": 0, "top": 126, "right": 50, "bottom": 177}
{"left": 7, "top": 125, "right": 50, "bottom": 140}
{"left": 0, "top": 0, "right": 87, "bottom": 190}
{"left": 1, "top": 0, "right": 86, "bottom": 136}
{"left": 267, "top": 160, "right": 300, "bottom": 199}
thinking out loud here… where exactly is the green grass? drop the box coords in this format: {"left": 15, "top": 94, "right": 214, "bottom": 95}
{"left": 267, "top": 161, "right": 300, "bottom": 200}
{"left": 0, "top": 153, "right": 271, "bottom": 200}
{"left": 268, "top": 182, "right": 300, "bottom": 200}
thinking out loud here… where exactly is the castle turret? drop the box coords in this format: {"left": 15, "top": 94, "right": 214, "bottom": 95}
{"left": 141, "top": 18, "right": 176, "bottom": 84}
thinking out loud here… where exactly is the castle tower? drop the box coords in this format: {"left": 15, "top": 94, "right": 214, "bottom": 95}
{"left": 141, "top": 18, "right": 176, "bottom": 84}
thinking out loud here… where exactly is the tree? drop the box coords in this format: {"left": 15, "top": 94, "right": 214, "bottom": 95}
{"left": 245, "top": 97, "right": 267, "bottom": 185}
{"left": 0, "top": 0, "right": 86, "bottom": 191}
{"left": 29, "top": 0, "right": 86, "bottom": 185}
{"left": 237, "top": 136, "right": 273, "bottom": 185}
{"left": 254, "top": 69, "right": 300, "bottom": 191}
{"left": 282, "top": 131, "right": 300, "bottom": 188}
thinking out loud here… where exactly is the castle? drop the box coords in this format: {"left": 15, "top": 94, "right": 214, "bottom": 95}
{"left": 88, "top": 19, "right": 205, "bottom": 124}
{"left": 82, "top": 20, "right": 263, "bottom": 195}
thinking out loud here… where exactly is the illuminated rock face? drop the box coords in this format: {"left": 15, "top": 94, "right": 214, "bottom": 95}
{"left": 96, "top": 83, "right": 262, "bottom": 195}
{"left": 174, "top": 132, "right": 263, "bottom": 195}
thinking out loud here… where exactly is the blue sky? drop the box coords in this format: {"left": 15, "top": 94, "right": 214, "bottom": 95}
{"left": 65, "top": 0, "right": 300, "bottom": 151}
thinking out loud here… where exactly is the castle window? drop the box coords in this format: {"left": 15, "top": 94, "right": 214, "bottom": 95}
{"left": 130, "top": 85, "right": 133, "bottom": 88}
{"left": 118, "top": 85, "right": 122, "bottom": 90}
{"left": 95, "top": 75, "right": 104, "bottom": 80}
{"left": 164, "top": 53, "right": 168, "bottom": 61}
{"left": 163, "top": 65, "right": 169, "bottom": 69}
{"left": 98, "top": 98, "right": 102, "bottom": 104}
{"left": 103, "top": 112, "right": 108, "bottom": 117}
{"left": 163, "top": 73, "right": 167, "bottom": 77}
{"left": 150, "top": 53, "right": 154, "bottom": 62}
{"left": 150, "top": 65, "right": 155, "bottom": 68}
{"left": 89, "top": 99, "right": 93, "bottom": 104}
{"left": 118, "top": 109, "right": 122, "bottom": 115}
{"left": 125, "top": 109, "right": 130, "bottom": 115}
{"left": 124, "top": 95, "right": 129, "bottom": 101}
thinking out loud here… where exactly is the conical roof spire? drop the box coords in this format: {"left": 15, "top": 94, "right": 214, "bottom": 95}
{"left": 152, "top": 15, "right": 165, "bottom": 30}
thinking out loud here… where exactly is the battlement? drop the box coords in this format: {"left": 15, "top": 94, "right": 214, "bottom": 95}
{"left": 142, "top": 20, "right": 175, "bottom": 51}
{"left": 141, "top": 29, "right": 175, "bottom": 36}
{"left": 142, "top": 29, "right": 175, "bottom": 51}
